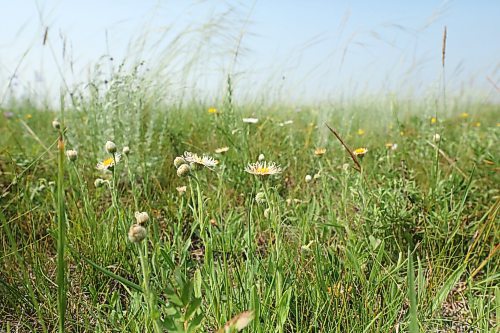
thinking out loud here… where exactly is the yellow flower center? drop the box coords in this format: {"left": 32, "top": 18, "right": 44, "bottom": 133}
{"left": 103, "top": 157, "right": 114, "bottom": 167}
{"left": 257, "top": 167, "right": 269, "bottom": 174}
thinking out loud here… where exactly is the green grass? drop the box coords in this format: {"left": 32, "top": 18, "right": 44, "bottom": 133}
{"left": 0, "top": 74, "right": 498, "bottom": 332}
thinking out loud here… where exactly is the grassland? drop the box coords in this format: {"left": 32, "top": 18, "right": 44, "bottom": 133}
{"left": 0, "top": 74, "right": 498, "bottom": 332}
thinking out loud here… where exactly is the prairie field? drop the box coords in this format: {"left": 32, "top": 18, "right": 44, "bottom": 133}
{"left": 0, "top": 3, "right": 499, "bottom": 332}
{"left": 0, "top": 80, "right": 498, "bottom": 332}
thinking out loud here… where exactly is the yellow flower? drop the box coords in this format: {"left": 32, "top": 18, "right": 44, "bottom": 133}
{"left": 244, "top": 161, "right": 282, "bottom": 176}
{"left": 25, "top": 114, "right": 32, "bottom": 119}
{"left": 96, "top": 154, "right": 121, "bottom": 171}
{"left": 208, "top": 107, "right": 218, "bottom": 114}
{"left": 357, "top": 128, "right": 365, "bottom": 135}
{"left": 353, "top": 147, "right": 368, "bottom": 157}
{"left": 460, "top": 112, "right": 469, "bottom": 118}
{"left": 385, "top": 143, "right": 398, "bottom": 150}
{"left": 473, "top": 122, "right": 481, "bottom": 127}
{"left": 431, "top": 117, "right": 437, "bottom": 124}
{"left": 314, "top": 147, "right": 326, "bottom": 156}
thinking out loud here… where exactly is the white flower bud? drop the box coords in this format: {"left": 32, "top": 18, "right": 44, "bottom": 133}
{"left": 258, "top": 154, "right": 265, "bottom": 161}
{"left": 105, "top": 141, "right": 117, "bottom": 154}
{"left": 134, "top": 211, "right": 149, "bottom": 225}
{"left": 255, "top": 192, "right": 266, "bottom": 204}
{"left": 128, "top": 224, "right": 147, "bottom": 243}
{"left": 177, "top": 164, "right": 191, "bottom": 177}
{"left": 122, "top": 146, "right": 130, "bottom": 155}
{"left": 65, "top": 150, "right": 78, "bottom": 161}
{"left": 52, "top": 120, "right": 61, "bottom": 130}
{"left": 174, "top": 156, "right": 186, "bottom": 168}
{"left": 305, "top": 175, "right": 312, "bottom": 183}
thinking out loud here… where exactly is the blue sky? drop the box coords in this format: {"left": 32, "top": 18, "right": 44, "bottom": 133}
{"left": 1, "top": 0, "right": 499, "bottom": 104}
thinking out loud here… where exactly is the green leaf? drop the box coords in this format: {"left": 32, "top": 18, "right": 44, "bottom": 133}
{"left": 181, "top": 280, "right": 194, "bottom": 306}
{"left": 187, "top": 312, "right": 204, "bottom": 333}
{"left": 407, "top": 250, "right": 419, "bottom": 333}
{"left": 185, "top": 297, "right": 202, "bottom": 320}
{"left": 431, "top": 263, "right": 466, "bottom": 314}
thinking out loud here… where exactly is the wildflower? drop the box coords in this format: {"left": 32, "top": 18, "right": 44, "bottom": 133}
{"left": 460, "top": 112, "right": 469, "bottom": 118}
{"left": 128, "top": 224, "right": 147, "bottom": 243}
{"left": 66, "top": 150, "right": 78, "bottom": 161}
{"left": 176, "top": 185, "right": 187, "bottom": 195}
{"left": 242, "top": 118, "right": 258, "bottom": 124}
{"left": 134, "top": 211, "right": 149, "bottom": 225}
{"left": 105, "top": 141, "right": 117, "bottom": 154}
{"left": 258, "top": 153, "right": 265, "bottom": 161}
{"left": 217, "top": 311, "right": 254, "bottom": 333}
{"left": 473, "top": 122, "right": 481, "bottom": 127}
{"left": 431, "top": 117, "right": 437, "bottom": 124}
{"left": 96, "top": 153, "right": 121, "bottom": 171}
{"left": 208, "top": 107, "right": 218, "bottom": 114}
{"left": 174, "top": 156, "right": 186, "bottom": 168}
{"left": 122, "top": 146, "right": 130, "bottom": 155}
{"left": 305, "top": 175, "right": 312, "bottom": 183}
{"left": 244, "top": 161, "right": 282, "bottom": 176}
{"left": 385, "top": 143, "right": 398, "bottom": 150}
{"left": 177, "top": 164, "right": 191, "bottom": 177}
{"left": 433, "top": 133, "right": 441, "bottom": 142}
{"left": 255, "top": 192, "right": 266, "bottom": 204}
{"left": 215, "top": 147, "right": 229, "bottom": 154}
{"left": 183, "top": 151, "right": 218, "bottom": 168}
{"left": 353, "top": 148, "right": 368, "bottom": 157}
{"left": 52, "top": 119, "right": 61, "bottom": 130}
{"left": 314, "top": 148, "right": 326, "bottom": 156}
{"left": 357, "top": 128, "right": 365, "bottom": 135}
{"left": 25, "top": 114, "right": 32, "bottom": 119}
